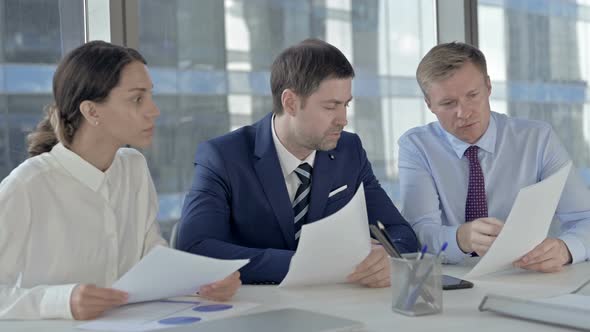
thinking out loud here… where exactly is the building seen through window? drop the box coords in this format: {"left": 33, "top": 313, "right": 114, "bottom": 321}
{"left": 478, "top": 0, "right": 590, "bottom": 177}
{"left": 0, "top": 0, "right": 84, "bottom": 184}
{"left": 136, "top": 0, "right": 436, "bottom": 238}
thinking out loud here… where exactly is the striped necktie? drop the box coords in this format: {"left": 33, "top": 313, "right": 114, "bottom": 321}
{"left": 293, "top": 163, "right": 312, "bottom": 240}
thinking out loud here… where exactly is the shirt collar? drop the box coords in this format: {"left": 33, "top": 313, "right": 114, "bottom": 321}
{"left": 441, "top": 112, "right": 497, "bottom": 159}
{"left": 271, "top": 114, "right": 316, "bottom": 179}
{"left": 50, "top": 143, "right": 106, "bottom": 192}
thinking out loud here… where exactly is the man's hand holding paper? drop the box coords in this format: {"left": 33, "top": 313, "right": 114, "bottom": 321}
{"left": 457, "top": 217, "right": 504, "bottom": 256}
{"left": 513, "top": 238, "right": 573, "bottom": 272}
{"left": 279, "top": 184, "right": 375, "bottom": 287}
{"left": 463, "top": 163, "right": 572, "bottom": 279}
{"left": 347, "top": 244, "right": 391, "bottom": 288}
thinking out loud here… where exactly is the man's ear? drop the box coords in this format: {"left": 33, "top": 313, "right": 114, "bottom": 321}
{"left": 281, "top": 89, "right": 299, "bottom": 116}
{"left": 424, "top": 96, "right": 432, "bottom": 110}
{"left": 79, "top": 100, "right": 100, "bottom": 126}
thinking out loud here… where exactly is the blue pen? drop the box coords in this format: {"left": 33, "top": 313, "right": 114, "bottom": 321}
{"left": 404, "top": 242, "right": 448, "bottom": 310}
{"left": 437, "top": 242, "right": 448, "bottom": 259}
{"left": 395, "top": 243, "right": 430, "bottom": 307}
{"left": 417, "top": 244, "right": 428, "bottom": 260}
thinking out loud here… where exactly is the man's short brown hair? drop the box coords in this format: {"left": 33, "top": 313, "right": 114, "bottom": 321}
{"left": 416, "top": 42, "right": 488, "bottom": 98}
{"left": 270, "top": 39, "right": 355, "bottom": 114}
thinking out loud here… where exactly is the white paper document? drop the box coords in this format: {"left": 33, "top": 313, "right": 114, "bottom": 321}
{"left": 279, "top": 184, "right": 371, "bottom": 287}
{"left": 113, "top": 246, "right": 249, "bottom": 303}
{"left": 77, "top": 298, "right": 258, "bottom": 331}
{"left": 464, "top": 162, "right": 571, "bottom": 279}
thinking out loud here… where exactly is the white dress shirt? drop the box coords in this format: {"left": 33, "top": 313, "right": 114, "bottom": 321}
{"left": 271, "top": 115, "right": 316, "bottom": 202}
{"left": 0, "top": 143, "right": 167, "bottom": 320}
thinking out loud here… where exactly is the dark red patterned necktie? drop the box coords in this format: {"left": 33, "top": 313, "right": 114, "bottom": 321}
{"left": 464, "top": 146, "right": 488, "bottom": 222}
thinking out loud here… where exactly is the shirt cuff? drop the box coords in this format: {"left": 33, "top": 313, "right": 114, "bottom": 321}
{"left": 441, "top": 225, "right": 469, "bottom": 264}
{"left": 40, "top": 284, "right": 77, "bottom": 320}
{"left": 559, "top": 234, "right": 587, "bottom": 264}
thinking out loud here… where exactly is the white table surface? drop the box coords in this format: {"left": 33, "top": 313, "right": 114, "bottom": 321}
{"left": 3, "top": 260, "right": 590, "bottom": 332}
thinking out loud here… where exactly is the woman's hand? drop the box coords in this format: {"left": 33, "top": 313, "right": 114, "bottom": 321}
{"left": 198, "top": 271, "right": 241, "bottom": 301}
{"left": 70, "top": 284, "right": 128, "bottom": 320}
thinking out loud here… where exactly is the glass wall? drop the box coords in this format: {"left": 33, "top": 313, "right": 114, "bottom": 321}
{"left": 0, "top": 0, "right": 84, "bottom": 181}
{"left": 136, "top": 0, "right": 437, "bottom": 238}
{"left": 3, "top": 0, "right": 589, "bottom": 241}
{"left": 0, "top": 0, "right": 438, "bottom": 240}
{"left": 478, "top": 0, "right": 590, "bottom": 181}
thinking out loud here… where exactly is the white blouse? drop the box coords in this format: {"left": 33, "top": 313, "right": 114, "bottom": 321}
{"left": 0, "top": 143, "right": 167, "bottom": 319}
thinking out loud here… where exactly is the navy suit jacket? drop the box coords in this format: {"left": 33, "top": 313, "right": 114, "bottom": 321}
{"left": 178, "top": 113, "right": 418, "bottom": 284}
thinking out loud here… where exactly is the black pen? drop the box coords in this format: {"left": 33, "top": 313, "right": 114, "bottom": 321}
{"left": 369, "top": 224, "right": 399, "bottom": 258}
{"left": 377, "top": 221, "right": 403, "bottom": 257}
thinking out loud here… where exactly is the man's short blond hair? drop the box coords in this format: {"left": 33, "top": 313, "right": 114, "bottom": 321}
{"left": 416, "top": 42, "right": 488, "bottom": 98}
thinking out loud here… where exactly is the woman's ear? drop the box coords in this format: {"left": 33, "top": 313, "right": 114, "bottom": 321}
{"left": 79, "top": 101, "right": 100, "bottom": 127}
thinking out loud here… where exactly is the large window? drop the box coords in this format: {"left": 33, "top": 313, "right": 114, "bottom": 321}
{"left": 1, "top": 1, "right": 440, "bottom": 240}
{"left": 0, "top": 0, "right": 438, "bottom": 240}
{"left": 3, "top": 0, "right": 590, "bottom": 242}
{"left": 0, "top": 0, "right": 84, "bottom": 180}
{"left": 478, "top": 0, "right": 590, "bottom": 181}
{"left": 137, "top": 0, "right": 437, "bottom": 238}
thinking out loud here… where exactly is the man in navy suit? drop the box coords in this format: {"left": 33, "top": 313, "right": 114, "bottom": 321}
{"left": 178, "top": 39, "right": 418, "bottom": 285}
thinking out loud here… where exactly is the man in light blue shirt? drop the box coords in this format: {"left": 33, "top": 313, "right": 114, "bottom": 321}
{"left": 398, "top": 42, "right": 590, "bottom": 272}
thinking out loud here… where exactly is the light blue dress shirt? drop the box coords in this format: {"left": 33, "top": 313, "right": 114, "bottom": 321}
{"left": 398, "top": 111, "right": 590, "bottom": 264}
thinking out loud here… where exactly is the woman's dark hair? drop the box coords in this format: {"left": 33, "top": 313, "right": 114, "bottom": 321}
{"left": 27, "top": 40, "right": 146, "bottom": 157}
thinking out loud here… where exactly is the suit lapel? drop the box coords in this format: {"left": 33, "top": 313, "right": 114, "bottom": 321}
{"left": 253, "top": 113, "right": 296, "bottom": 249}
{"left": 307, "top": 150, "right": 336, "bottom": 222}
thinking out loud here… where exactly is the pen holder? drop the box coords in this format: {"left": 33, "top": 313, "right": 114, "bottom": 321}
{"left": 390, "top": 253, "right": 442, "bottom": 316}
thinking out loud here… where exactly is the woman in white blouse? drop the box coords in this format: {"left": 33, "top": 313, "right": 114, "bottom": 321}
{"left": 0, "top": 41, "right": 240, "bottom": 320}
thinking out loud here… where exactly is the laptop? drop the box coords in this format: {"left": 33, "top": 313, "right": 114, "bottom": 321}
{"left": 160, "top": 308, "right": 365, "bottom": 332}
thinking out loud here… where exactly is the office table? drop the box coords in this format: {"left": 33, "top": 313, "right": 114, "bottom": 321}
{"left": 3, "top": 261, "right": 590, "bottom": 332}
